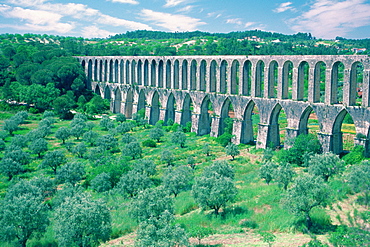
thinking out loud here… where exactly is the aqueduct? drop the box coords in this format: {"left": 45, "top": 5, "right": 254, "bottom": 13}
{"left": 76, "top": 55, "right": 370, "bottom": 156}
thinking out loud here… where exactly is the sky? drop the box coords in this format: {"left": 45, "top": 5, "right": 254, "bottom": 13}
{"left": 0, "top": 0, "right": 370, "bottom": 39}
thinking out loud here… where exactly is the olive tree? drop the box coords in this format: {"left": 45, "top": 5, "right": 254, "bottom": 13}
{"left": 163, "top": 166, "right": 192, "bottom": 197}
{"left": 115, "top": 170, "right": 153, "bottom": 197}
{"left": 307, "top": 152, "right": 344, "bottom": 181}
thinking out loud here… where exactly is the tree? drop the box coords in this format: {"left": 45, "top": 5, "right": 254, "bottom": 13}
{"left": 274, "top": 163, "right": 295, "bottom": 190}
{"left": 192, "top": 160, "right": 237, "bottom": 215}
{"left": 3, "top": 119, "right": 19, "bottom": 135}
{"left": 115, "top": 170, "right": 153, "bottom": 197}
{"left": 3, "top": 146, "right": 30, "bottom": 166}
{"left": 0, "top": 180, "right": 49, "bottom": 247}
{"left": 85, "top": 95, "right": 109, "bottom": 115}
{"left": 225, "top": 142, "right": 240, "bottom": 160}
{"left": 121, "top": 133, "right": 137, "bottom": 145}
{"left": 347, "top": 161, "right": 370, "bottom": 206}
{"left": 96, "top": 134, "right": 118, "bottom": 151}
{"left": 41, "top": 150, "right": 66, "bottom": 174}
{"left": 150, "top": 127, "right": 164, "bottom": 142}
{"left": 72, "top": 142, "right": 87, "bottom": 158}
{"left": 259, "top": 160, "right": 278, "bottom": 185}
{"left": 53, "top": 193, "right": 111, "bottom": 247}
{"left": 282, "top": 174, "right": 331, "bottom": 230}
{"left": 163, "top": 166, "right": 192, "bottom": 197}
{"left": 55, "top": 127, "right": 71, "bottom": 144}
{"left": 307, "top": 152, "right": 344, "bottom": 181}
{"left": 115, "top": 113, "right": 126, "bottom": 122}
{"left": 82, "top": 130, "right": 99, "bottom": 146}
{"left": 100, "top": 116, "right": 112, "bottom": 131}
{"left": 188, "top": 225, "right": 214, "bottom": 245}
{"left": 56, "top": 161, "right": 85, "bottom": 186}
{"left": 132, "top": 159, "right": 157, "bottom": 176}
{"left": 29, "top": 138, "right": 48, "bottom": 158}
{"left": 0, "top": 158, "right": 25, "bottom": 180}
{"left": 122, "top": 141, "right": 142, "bottom": 159}
{"left": 171, "top": 130, "right": 186, "bottom": 148}
{"left": 90, "top": 173, "right": 112, "bottom": 192}
{"left": 70, "top": 123, "right": 86, "bottom": 140}
{"left": 203, "top": 143, "right": 211, "bottom": 156}
{"left": 10, "top": 134, "right": 28, "bottom": 148}
{"left": 161, "top": 150, "right": 175, "bottom": 166}
{"left": 259, "top": 231, "right": 276, "bottom": 247}
{"left": 135, "top": 210, "right": 189, "bottom": 247}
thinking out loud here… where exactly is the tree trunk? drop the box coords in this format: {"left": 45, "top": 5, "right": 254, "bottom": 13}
{"left": 305, "top": 212, "right": 312, "bottom": 230}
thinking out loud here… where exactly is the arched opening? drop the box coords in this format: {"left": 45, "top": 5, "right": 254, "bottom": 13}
{"left": 349, "top": 62, "right": 364, "bottom": 106}
{"left": 125, "top": 89, "right": 134, "bottom": 119}
{"left": 199, "top": 60, "right": 207, "bottom": 91}
{"left": 297, "top": 106, "right": 320, "bottom": 141}
{"left": 166, "top": 60, "right": 172, "bottom": 89}
{"left": 231, "top": 60, "right": 239, "bottom": 95}
{"left": 282, "top": 61, "right": 293, "bottom": 99}
{"left": 94, "top": 60, "right": 98, "bottom": 81}
{"left": 131, "top": 60, "right": 137, "bottom": 85}
{"left": 313, "top": 62, "right": 326, "bottom": 103}
{"left": 125, "top": 60, "right": 131, "bottom": 85}
{"left": 94, "top": 85, "right": 101, "bottom": 96}
{"left": 333, "top": 109, "right": 355, "bottom": 154}
{"left": 331, "top": 62, "right": 344, "bottom": 104}
{"left": 268, "top": 104, "right": 287, "bottom": 148}
{"left": 113, "top": 88, "right": 121, "bottom": 113}
{"left": 109, "top": 60, "right": 113, "bottom": 82}
{"left": 297, "top": 61, "right": 309, "bottom": 101}
{"left": 114, "top": 60, "right": 119, "bottom": 83}
{"left": 198, "top": 96, "right": 213, "bottom": 136}
{"left": 158, "top": 60, "right": 164, "bottom": 88}
{"left": 182, "top": 60, "right": 188, "bottom": 90}
{"left": 190, "top": 60, "right": 197, "bottom": 90}
{"left": 87, "top": 60, "right": 93, "bottom": 89}
{"left": 151, "top": 60, "right": 157, "bottom": 87}
{"left": 210, "top": 60, "right": 217, "bottom": 93}
{"left": 181, "top": 94, "right": 193, "bottom": 127}
{"left": 241, "top": 100, "right": 259, "bottom": 144}
{"left": 268, "top": 60, "right": 278, "bottom": 98}
{"left": 149, "top": 91, "right": 160, "bottom": 125}
{"left": 165, "top": 93, "right": 175, "bottom": 125}
{"left": 104, "top": 86, "right": 111, "bottom": 100}
{"left": 144, "top": 60, "right": 149, "bottom": 86}
{"left": 104, "top": 60, "right": 108, "bottom": 82}
{"left": 99, "top": 60, "right": 103, "bottom": 82}
{"left": 174, "top": 60, "right": 180, "bottom": 89}
{"left": 218, "top": 98, "right": 234, "bottom": 136}
{"left": 120, "top": 60, "right": 124, "bottom": 84}
{"left": 137, "top": 60, "right": 143, "bottom": 85}
{"left": 137, "top": 90, "right": 146, "bottom": 113}
{"left": 220, "top": 60, "right": 227, "bottom": 94}
{"left": 242, "top": 60, "right": 252, "bottom": 96}
{"left": 255, "top": 60, "right": 265, "bottom": 97}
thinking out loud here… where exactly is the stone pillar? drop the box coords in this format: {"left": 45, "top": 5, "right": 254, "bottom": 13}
{"left": 256, "top": 123, "right": 280, "bottom": 149}
{"left": 238, "top": 65, "right": 244, "bottom": 96}
{"left": 325, "top": 68, "right": 334, "bottom": 104}
{"left": 263, "top": 66, "right": 269, "bottom": 98}
{"left": 308, "top": 67, "right": 315, "bottom": 103}
{"left": 131, "top": 102, "right": 138, "bottom": 119}
{"left": 317, "top": 132, "right": 333, "bottom": 153}
{"left": 343, "top": 68, "right": 352, "bottom": 106}
{"left": 285, "top": 128, "right": 300, "bottom": 148}
{"left": 191, "top": 113, "right": 200, "bottom": 133}
{"left": 174, "top": 110, "right": 182, "bottom": 124}
{"left": 179, "top": 64, "right": 183, "bottom": 90}
{"left": 159, "top": 108, "right": 166, "bottom": 122}
{"left": 256, "top": 123, "right": 269, "bottom": 149}
{"left": 206, "top": 64, "right": 211, "bottom": 92}
{"left": 240, "top": 119, "right": 254, "bottom": 144}
{"left": 232, "top": 119, "right": 243, "bottom": 144}
{"left": 210, "top": 117, "right": 220, "bottom": 137}
{"left": 292, "top": 67, "right": 299, "bottom": 100}
{"left": 362, "top": 70, "right": 370, "bottom": 107}
{"left": 227, "top": 63, "right": 233, "bottom": 94}
{"left": 251, "top": 63, "right": 258, "bottom": 97}
{"left": 277, "top": 66, "right": 284, "bottom": 99}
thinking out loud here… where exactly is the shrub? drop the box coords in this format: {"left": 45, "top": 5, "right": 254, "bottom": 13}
{"left": 142, "top": 139, "right": 157, "bottom": 147}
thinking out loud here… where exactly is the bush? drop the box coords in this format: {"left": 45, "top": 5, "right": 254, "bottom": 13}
{"left": 142, "top": 139, "right": 157, "bottom": 147}
{"left": 342, "top": 145, "right": 365, "bottom": 165}
{"left": 216, "top": 133, "right": 233, "bottom": 147}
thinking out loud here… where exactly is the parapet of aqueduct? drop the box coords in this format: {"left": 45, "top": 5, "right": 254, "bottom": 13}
{"left": 76, "top": 55, "right": 370, "bottom": 156}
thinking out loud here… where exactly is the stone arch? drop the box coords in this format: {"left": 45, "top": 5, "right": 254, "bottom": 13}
{"left": 137, "top": 90, "right": 146, "bottom": 113}
{"left": 298, "top": 106, "right": 314, "bottom": 136}
{"left": 137, "top": 60, "right": 143, "bottom": 85}
{"left": 332, "top": 109, "right": 354, "bottom": 154}
{"left": 120, "top": 60, "right": 124, "bottom": 84}
{"left": 87, "top": 60, "right": 93, "bottom": 89}
{"left": 144, "top": 60, "right": 149, "bottom": 86}
{"left": 158, "top": 60, "right": 164, "bottom": 88}
{"left": 198, "top": 95, "right": 213, "bottom": 136}
{"left": 199, "top": 60, "right": 207, "bottom": 91}
{"left": 255, "top": 60, "right": 265, "bottom": 97}
{"left": 131, "top": 60, "right": 137, "bottom": 85}
{"left": 282, "top": 60, "right": 293, "bottom": 99}
{"left": 242, "top": 60, "right": 252, "bottom": 96}
{"left": 349, "top": 61, "right": 363, "bottom": 106}
{"left": 190, "top": 60, "right": 197, "bottom": 90}
{"left": 330, "top": 61, "right": 345, "bottom": 104}
{"left": 94, "top": 84, "right": 102, "bottom": 96}
{"left": 166, "top": 60, "right": 172, "bottom": 89}
{"left": 313, "top": 61, "right": 326, "bottom": 103}
{"left": 114, "top": 59, "right": 119, "bottom": 83}
{"left": 113, "top": 87, "right": 121, "bottom": 113}
{"left": 126, "top": 60, "right": 131, "bottom": 85}
{"left": 99, "top": 60, "right": 104, "bottom": 82}
{"left": 218, "top": 97, "right": 234, "bottom": 136}
{"left": 174, "top": 60, "right": 180, "bottom": 89}
{"left": 210, "top": 60, "right": 217, "bottom": 92}
{"left": 165, "top": 93, "right": 175, "bottom": 125}
{"left": 104, "top": 60, "right": 108, "bottom": 82}
{"left": 125, "top": 89, "right": 134, "bottom": 119}
{"left": 268, "top": 60, "right": 278, "bottom": 98}
{"left": 297, "top": 61, "right": 309, "bottom": 101}
{"left": 220, "top": 60, "right": 227, "bottom": 94}
{"left": 231, "top": 60, "right": 239, "bottom": 95}
{"left": 181, "top": 93, "right": 193, "bottom": 126}
{"left": 268, "top": 103, "right": 283, "bottom": 148}
{"left": 182, "top": 60, "right": 188, "bottom": 90}
{"left": 151, "top": 60, "right": 157, "bottom": 87}
{"left": 149, "top": 91, "right": 160, "bottom": 125}
{"left": 241, "top": 100, "right": 258, "bottom": 144}
{"left": 104, "top": 85, "right": 111, "bottom": 100}
{"left": 109, "top": 60, "right": 114, "bottom": 82}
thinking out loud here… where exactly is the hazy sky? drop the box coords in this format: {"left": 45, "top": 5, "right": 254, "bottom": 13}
{"left": 0, "top": 0, "right": 370, "bottom": 39}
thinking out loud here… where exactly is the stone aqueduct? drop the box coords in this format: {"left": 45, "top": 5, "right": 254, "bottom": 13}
{"left": 76, "top": 55, "right": 370, "bottom": 156}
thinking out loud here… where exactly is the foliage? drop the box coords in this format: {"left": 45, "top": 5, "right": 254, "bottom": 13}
{"left": 329, "top": 225, "right": 370, "bottom": 247}
{"left": 40, "top": 150, "right": 66, "bottom": 174}
{"left": 132, "top": 159, "right": 157, "bottom": 176}
{"left": 202, "top": 143, "right": 211, "bottom": 156}
{"left": 259, "top": 231, "right": 276, "bottom": 247}
{"left": 115, "top": 170, "right": 153, "bottom": 197}
{"left": 142, "top": 138, "right": 157, "bottom": 147}
{"left": 29, "top": 137, "right": 48, "bottom": 157}
{"left": 56, "top": 161, "right": 85, "bottom": 186}
{"left": 3, "top": 119, "right": 19, "bottom": 135}
{"left": 307, "top": 152, "right": 344, "bottom": 181}
{"left": 171, "top": 130, "right": 187, "bottom": 148}
{"left": 100, "top": 116, "right": 113, "bottom": 131}
{"left": 163, "top": 166, "right": 193, "bottom": 197}
{"left": 188, "top": 225, "right": 214, "bottom": 245}
{"left": 161, "top": 150, "right": 175, "bottom": 166}
{"left": 274, "top": 163, "right": 295, "bottom": 190}
{"left": 347, "top": 161, "right": 370, "bottom": 206}
{"left": 55, "top": 127, "right": 71, "bottom": 144}
{"left": 82, "top": 130, "right": 99, "bottom": 146}
{"left": 90, "top": 172, "right": 112, "bottom": 192}
{"left": 282, "top": 175, "right": 331, "bottom": 230}
{"left": 192, "top": 160, "right": 237, "bottom": 215}
{"left": 225, "top": 142, "right": 240, "bottom": 160}
{"left": 259, "top": 160, "right": 278, "bottom": 185}
{"left": 53, "top": 193, "right": 111, "bottom": 247}
{"left": 96, "top": 134, "right": 118, "bottom": 151}
{"left": 122, "top": 141, "right": 142, "bottom": 159}
{"left": 342, "top": 145, "right": 365, "bottom": 165}
{"left": 0, "top": 157, "right": 25, "bottom": 180}
{"left": 150, "top": 127, "right": 164, "bottom": 142}
{"left": 216, "top": 133, "right": 233, "bottom": 147}
{"left": 115, "top": 113, "right": 126, "bottom": 122}
{"left": 72, "top": 142, "right": 87, "bottom": 158}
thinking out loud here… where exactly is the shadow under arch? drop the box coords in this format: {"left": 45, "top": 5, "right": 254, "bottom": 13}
{"left": 125, "top": 89, "right": 134, "bottom": 119}
{"left": 241, "top": 100, "right": 258, "bottom": 144}
{"left": 298, "top": 106, "right": 314, "bottom": 136}
{"left": 181, "top": 94, "right": 193, "bottom": 126}
{"left": 104, "top": 85, "right": 111, "bottom": 100}
{"left": 113, "top": 87, "right": 121, "bottom": 113}
{"left": 94, "top": 84, "right": 102, "bottom": 96}
{"left": 198, "top": 95, "right": 213, "bottom": 136}
{"left": 268, "top": 103, "right": 283, "bottom": 148}
{"left": 164, "top": 93, "right": 175, "bottom": 125}
{"left": 218, "top": 97, "right": 234, "bottom": 136}
{"left": 137, "top": 90, "right": 146, "bottom": 114}
{"left": 332, "top": 109, "right": 354, "bottom": 154}
{"left": 149, "top": 91, "right": 160, "bottom": 125}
